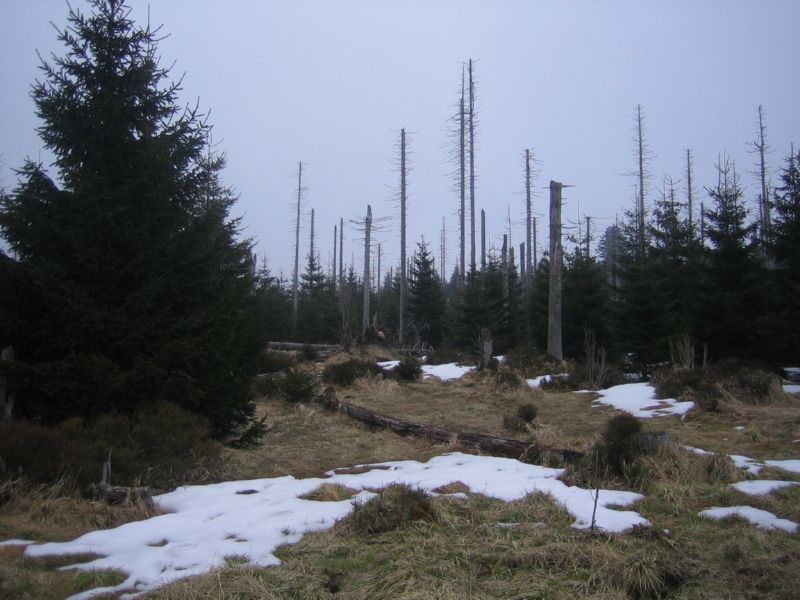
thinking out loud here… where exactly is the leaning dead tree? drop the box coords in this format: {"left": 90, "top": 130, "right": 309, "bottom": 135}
{"left": 547, "top": 181, "right": 564, "bottom": 360}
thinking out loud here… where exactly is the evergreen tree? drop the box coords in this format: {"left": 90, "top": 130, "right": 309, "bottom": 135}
{"left": 407, "top": 240, "right": 447, "bottom": 348}
{"left": 0, "top": 0, "right": 264, "bottom": 436}
{"left": 766, "top": 148, "right": 800, "bottom": 362}
{"left": 295, "top": 251, "right": 339, "bottom": 343}
{"left": 562, "top": 250, "right": 612, "bottom": 358}
{"left": 699, "top": 156, "right": 764, "bottom": 359}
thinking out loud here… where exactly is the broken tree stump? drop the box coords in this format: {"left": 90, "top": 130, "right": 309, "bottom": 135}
{"left": 319, "top": 386, "right": 582, "bottom": 464}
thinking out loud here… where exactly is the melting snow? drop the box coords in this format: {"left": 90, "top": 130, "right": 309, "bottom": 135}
{"left": 699, "top": 506, "right": 798, "bottom": 533}
{"left": 12, "top": 453, "right": 648, "bottom": 599}
{"left": 783, "top": 384, "right": 800, "bottom": 394}
{"left": 526, "top": 373, "right": 568, "bottom": 388}
{"left": 732, "top": 480, "right": 800, "bottom": 496}
{"left": 589, "top": 382, "right": 694, "bottom": 419}
{"left": 377, "top": 360, "right": 476, "bottom": 382}
{"left": 765, "top": 459, "right": 800, "bottom": 474}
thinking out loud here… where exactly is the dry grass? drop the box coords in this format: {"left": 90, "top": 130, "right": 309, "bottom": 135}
{"left": 4, "top": 351, "right": 800, "bottom": 599}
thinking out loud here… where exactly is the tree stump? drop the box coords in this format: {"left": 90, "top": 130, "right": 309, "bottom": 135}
{"left": 631, "top": 431, "right": 671, "bottom": 455}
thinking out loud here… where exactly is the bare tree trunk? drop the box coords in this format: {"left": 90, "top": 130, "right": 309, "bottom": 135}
{"left": 501, "top": 234, "right": 508, "bottom": 299}
{"left": 333, "top": 224, "right": 337, "bottom": 288}
{"left": 362, "top": 205, "right": 372, "bottom": 338}
{"left": 585, "top": 216, "right": 591, "bottom": 258}
{"left": 519, "top": 242, "right": 525, "bottom": 281}
{"left": 754, "top": 105, "right": 771, "bottom": 242}
{"left": 0, "top": 346, "right": 14, "bottom": 424}
{"left": 633, "top": 105, "right": 651, "bottom": 262}
{"left": 459, "top": 65, "right": 466, "bottom": 287}
{"left": 339, "top": 217, "right": 344, "bottom": 288}
{"left": 468, "top": 59, "right": 477, "bottom": 277}
{"left": 292, "top": 161, "right": 303, "bottom": 328}
{"left": 547, "top": 181, "right": 563, "bottom": 361}
{"left": 480, "top": 208, "right": 486, "bottom": 271}
{"left": 440, "top": 216, "right": 446, "bottom": 282}
{"left": 533, "top": 216, "right": 538, "bottom": 273}
{"left": 478, "top": 327, "right": 493, "bottom": 371}
{"left": 309, "top": 208, "right": 315, "bottom": 267}
{"left": 525, "top": 148, "right": 533, "bottom": 291}
{"left": 399, "top": 128, "right": 407, "bottom": 347}
{"left": 683, "top": 149, "right": 693, "bottom": 236}
{"left": 377, "top": 243, "right": 382, "bottom": 297}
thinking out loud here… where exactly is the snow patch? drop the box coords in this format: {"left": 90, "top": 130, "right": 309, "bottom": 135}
{"left": 732, "top": 480, "right": 800, "bottom": 496}
{"left": 0, "top": 539, "right": 35, "bottom": 546}
{"left": 764, "top": 459, "right": 800, "bottom": 474}
{"left": 591, "top": 382, "right": 694, "bottom": 419}
{"left": 377, "top": 360, "right": 476, "bottom": 382}
{"left": 526, "top": 373, "right": 568, "bottom": 388}
{"left": 13, "top": 453, "right": 649, "bottom": 599}
{"left": 699, "top": 506, "right": 798, "bottom": 533}
{"left": 783, "top": 384, "right": 800, "bottom": 394}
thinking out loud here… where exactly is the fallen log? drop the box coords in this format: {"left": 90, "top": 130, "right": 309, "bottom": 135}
{"left": 319, "top": 387, "right": 583, "bottom": 464}
{"left": 267, "top": 342, "right": 339, "bottom": 355}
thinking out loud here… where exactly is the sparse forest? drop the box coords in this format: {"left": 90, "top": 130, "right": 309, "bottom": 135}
{"left": 1, "top": 1, "right": 799, "bottom": 599}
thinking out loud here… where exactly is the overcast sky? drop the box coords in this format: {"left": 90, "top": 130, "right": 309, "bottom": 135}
{"left": 2, "top": 0, "right": 799, "bottom": 280}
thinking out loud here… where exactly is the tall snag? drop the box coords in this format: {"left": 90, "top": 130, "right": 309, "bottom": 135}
{"left": 547, "top": 181, "right": 564, "bottom": 360}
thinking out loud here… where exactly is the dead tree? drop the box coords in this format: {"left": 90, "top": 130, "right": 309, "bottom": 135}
{"left": 291, "top": 161, "right": 306, "bottom": 327}
{"left": 524, "top": 148, "right": 539, "bottom": 289}
{"left": 501, "top": 234, "right": 509, "bottom": 298}
{"left": 460, "top": 65, "right": 467, "bottom": 285}
{"left": 468, "top": 59, "right": 477, "bottom": 276}
{"left": 631, "top": 105, "right": 654, "bottom": 262}
{"left": 547, "top": 181, "right": 564, "bottom": 360}
{"left": 339, "top": 217, "right": 344, "bottom": 288}
{"left": 751, "top": 105, "right": 772, "bottom": 242}
{"left": 332, "top": 224, "right": 337, "bottom": 287}
{"left": 519, "top": 242, "right": 525, "bottom": 281}
{"left": 398, "top": 128, "right": 409, "bottom": 346}
{"left": 439, "top": 217, "right": 446, "bottom": 283}
{"left": 0, "top": 346, "right": 14, "bottom": 424}
{"left": 362, "top": 205, "right": 372, "bottom": 337}
{"left": 685, "top": 148, "right": 697, "bottom": 235}
{"left": 309, "top": 208, "right": 316, "bottom": 268}
{"left": 480, "top": 208, "right": 486, "bottom": 270}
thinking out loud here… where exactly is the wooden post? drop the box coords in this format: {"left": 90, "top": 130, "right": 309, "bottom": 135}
{"left": 547, "top": 181, "right": 563, "bottom": 361}
{"left": 478, "top": 327, "right": 493, "bottom": 371}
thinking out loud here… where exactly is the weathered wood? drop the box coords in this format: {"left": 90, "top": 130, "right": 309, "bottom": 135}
{"left": 320, "top": 387, "right": 582, "bottom": 464}
{"left": 547, "top": 181, "right": 563, "bottom": 360}
{"left": 94, "top": 483, "right": 154, "bottom": 506}
{"left": 267, "top": 342, "right": 339, "bottom": 355}
{"left": 631, "top": 431, "right": 671, "bottom": 455}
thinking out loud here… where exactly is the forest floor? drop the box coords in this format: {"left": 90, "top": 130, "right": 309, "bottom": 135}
{"left": 2, "top": 349, "right": 800, "bottom": 599}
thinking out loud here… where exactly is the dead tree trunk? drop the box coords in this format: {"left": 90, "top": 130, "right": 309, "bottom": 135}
{"left": 321, "top": 389, "right": 582, "bottom": 463}
{"left": 399, "top": 128, "right": 408, "bottom": 346}
{"left": 685, "top": 148, "right": 695, "bottom": 236}
{"left": 292, "top": 161, "right": 304, "bottom": 328}
{"left": 468, "top": 59, "right": 477, "bottom": 277}
{"left": 519, "top": 242, "right": 526, "bottom": 282}
{"left": 754, "top": 105, "right": 771, "bottom": 242}
{"left": 547, "top": 181, "right": 563, "bottom": 360}
{"left": 0, "top": 346, "right": 14, "bottom": 424}
{"left": 478, "top": 327, "right": 493, "bottom": 371}
{"left": 480, "top": 208, "right": 486, "bottom": 271}
{"left": 501, "top": 234, "right": 509, "bottom": 298}
{"left": 333, "top": 224, "right": 337, "bottom": 289}
{"left": 362, "top": 205, "right": 372, "bottom": 338}
{"left": 339, "top": 217, "right": 344, "bottom": 288}
{"left": 525, "top": 148, "right": 534, "bottom": 291}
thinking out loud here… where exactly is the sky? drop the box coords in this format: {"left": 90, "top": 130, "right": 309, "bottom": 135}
{"left": 2, "top": 0, "right": 799, "bottom": 281}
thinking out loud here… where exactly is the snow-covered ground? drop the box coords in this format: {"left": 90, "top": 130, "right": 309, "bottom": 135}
{"left": 732, "top": 480, "right": 800, "bottom": 496}
{"left": 8, "top": 453, "right": 649, "bottom": 599}
{"left": 376, "top": 360, "right": 476, "bottom": 381}
{"left": 683, "top": 445, "right": 800, "bottom": 477}
{"left": 586, "top": 382, "right": 694, "bottom": 419}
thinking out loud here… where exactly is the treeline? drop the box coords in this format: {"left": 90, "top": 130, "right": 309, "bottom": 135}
{"left": 267, "top": 148, "right": 800, "bottom": 372}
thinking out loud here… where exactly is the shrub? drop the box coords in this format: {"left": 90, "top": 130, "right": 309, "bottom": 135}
{"left": 653, "top": 360, "right": 783, "bottom": 412}
{"left": 492, "top": 368, "right": 523, "bottom": 388}
{"left": 322, "top": 358, "right": 383, "bottom": 387}
{"left": 502, "top": 414, "right": 529, "bottom": 434}
{"left": 599, "top": 413, "right": 642, "bottom": 476}
{"left": 425, "top": 347, "right": 462, "bottom": 365}
{"left": 394, "top": 356, "right": 422, "bottom": 381}
{"left": 516, "top": 403, "right": 538, "bottom": 424}
{"left": 300, "top": 344, "right": 319, "bottom": 362}
{"left": 259, "top": 351, "right": 296, "bottom": 374}
{"left": 344, "top": 484, "right": 435, "bottom": 535}
{"left": 0, "top": 402, "right": 222, "bottom": 491}
{"left": 279, "top": 369, "right": 318, "bottom": 403}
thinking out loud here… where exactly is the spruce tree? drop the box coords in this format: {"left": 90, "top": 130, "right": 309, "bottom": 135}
{"left": 407, "top": 240, "right": 447, "bottom": 348}
{"left": 700, "top": 156, "right": 763, "bottom": 359}
{"left": 0, "top": 0, "right": 264, "bottom": 436}
{"left": 296, "top": 251, "right": 340, "bottom": 343}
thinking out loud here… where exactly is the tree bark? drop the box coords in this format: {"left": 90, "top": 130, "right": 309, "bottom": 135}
{"left": 399, "top": 128, "right": 407, "bottom": 346}
{"left": 468, "top": 59, "right": 477, "bottom": 276}
{"left": 292, "top": 161, "right": 303, "bottom": 327}
{"left": 362, "top": 205, "right": 372, "bottom": 338}
{"left": 547, "top": 181, "right": 563, "bottom": 360}
{"left": 321, "top": 388, "right": 582, "bottom": 463}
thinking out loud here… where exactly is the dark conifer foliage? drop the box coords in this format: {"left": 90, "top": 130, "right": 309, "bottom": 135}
{"left": 296, "top": 252, "right": 340, "bottom": 343}
{"left": 699, "top": 157, "right": 764, "bottom": 360}
{"left": 0, "top": 1, "right": 264, "bottom": 437}
{"left": 407, "top": 240, "right": 447, "bottom": 348}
